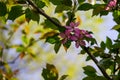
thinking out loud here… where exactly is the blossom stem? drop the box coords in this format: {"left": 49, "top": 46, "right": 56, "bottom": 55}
{"left": 26, "top": 0, "right": 63, "bottom": 28}
{"left": 82, "top": 47, "right": 113, "bottom": 80}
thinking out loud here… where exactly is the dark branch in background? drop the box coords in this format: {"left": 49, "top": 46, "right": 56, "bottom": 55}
{"left": 6, "top": 32, "right": 14, "bottom": 43}
{"left": 8, "top": 54, "right": 20, "bottom": 64}
{"left": 26, "top": 0, "right": 63, "bottom": 28}
{"left": 7, "top": 38, "right": 41, "bottom": 64}
{"left": 26, "top": 0, "right": 112, "bottom": 80}
{"left": 83, "top": 47, "right": 113, "bottom": 80}
{"left": 114, "top": 49, "right": 119, "bottom": 74}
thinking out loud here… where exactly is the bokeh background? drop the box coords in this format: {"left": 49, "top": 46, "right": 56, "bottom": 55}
{"left": 0, "top": 1, "right": 118, "bottom": 80}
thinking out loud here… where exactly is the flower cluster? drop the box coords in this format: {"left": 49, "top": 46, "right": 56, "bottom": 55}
{"left": 105, "top": 0, "right": 117, "bottom": 10}
{"left": 60, "top": 22, "right": 92, "bottom": 48}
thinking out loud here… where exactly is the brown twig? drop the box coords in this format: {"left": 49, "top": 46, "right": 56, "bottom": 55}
{"left": 25, "top": 0, "right": 113, "bottom": 80}
{"left": 82, "top": 47, "right": 113, "bottom": 80}
{"left": 8, "top": 54, "right": 21, "bottom": 64}
{"left": 26, "top": 0, "right": 63, "bottom": 28}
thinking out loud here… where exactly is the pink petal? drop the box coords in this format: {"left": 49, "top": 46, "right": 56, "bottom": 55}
{"left": 62, "top": 38, "right": 67, "bottom": 44}
{"left": 70, "top": 22, "right": 75, "bottom": 27}
{"left": 65, "top": 26, "right": 71, "bottom": 29}
{"left": 85, "top": 34, "right": 92, "bottom": 38}
{"left": 75, "top": 41, "right": 80, "bottom": 48}
{"left": 108, "top": 0, "right": 116, "bottom": 7}
{"left": 105, "top": 7, "right": 111, "bottom": 10}
{"left": 74, "top": 22, "right": 80, "bottom": 27}
{"left": 60, "top": 32, "right": 65, "bottom": 38}
{"left": 80, "top": 41, "right": 86, "bottom": 46}
{"left": 74, "top": 28, "right": 81, "bottom": 34}
{"left": 65, "top": 30, "right": 71, "bottom": 35}
{"left": 81, "top": 30, "right": 87, "bottom": 34}
{"left": 70, "top": 36, "right": 78, "bottom": 41}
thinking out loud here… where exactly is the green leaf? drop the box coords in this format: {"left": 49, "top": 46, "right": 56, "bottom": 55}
{"left": 112, "top": 25, "right": 120, "bottom": 30}
{"left": 113, "top": 18, "right": 120, "bottom": 24}
{"left": 80, "top": 49, "right": 86, "bottom": 54}
{"left": 117, "top": 33, "right": 120, "bottom": 39}
{"left": 99, "top": 11, "right": 109, "bottom": 16}
{"left": 106, "top": 37, "right": 112, "bottom": 49}
{"left": 86, "top": 56, "right": 91, "bottom": 61}
{"left": 83, "top": 76, "right": 107, "bottom": 80}
{"left": 42, "top": 63, "right": 58, "bottom": 80}
{"left": 78, "top": 0, "right": 85, "bottom": 4}
{"left": 99, "top": 58, "right": 113, "bottom": 69}
{"left": 35, "top": 0, "right": 45, "bottom": 8}
{"left": 113, "top": 42, "right": 120, "bottom": 48}
{"left": 21, "top": 35, "right": 28, "bottom": 45}
{"left": 63, "top": 40, "right": 71, "bottom": 50}
{"left": 103, "top": 0, "right": 108, "bottom": 3}
{"left": 25, "top": 8, "right": 40, "bottom": 23}
{"left": 49, "top": 0, "right": 72, "bottom": 6}
{"left": 78, "top": 3, "right": 93, "bottom": 11}
{"left": 66, "top": 11, "right": 75, "bottom": 25}
{"left": 55, "top": 5, "right": 71, "bottom": 13}
{"left": 115, "top": 56, "right": 120, "bottom": 64}
{"left": 28, "top": 38, "right": 35, "bottom": 46}
{"left": 83, "top": 65, "right": 96, "bottom": 72}
{"left": 100, "top": 41, "right": 106, "bottom": 50}
{"left": 16, "top": 45, "right": 25, "bottom": 52}
{"left": 46, "top": 35, "right": 59, "bottom": 44}
{"left": 33, "top": 0, "right": 45, "bottom": 8}
{"left": 95, "top": 76, "right": 107, "bottom": 80}
{"left": 112, "top": 10, "right": 120, "bottom": 24}
{"left": 85, "top": 37, "right": 97, "bottom": 45}
{"left": 54, "top": 42, "right": 61, "bottom": 53}
{"left": 61, "top": 0, "right": 72, "bottom": 7}
{"left": 49, "top": 0, "right": 62, "bottom": 5}
{"left": 92, "top": 4, "right": 105, "bottom": 16}
{"left": 8, "top": 5, "right": 23, "bottom": 21}
{"left": 59, "top": 75, "right": 68, "bottom": 80}
{"left": 43, "top": 18, "right": 60, "bottom": 29}
{"left": 100, "top": 53, "right": 111, "bottom": 58}
{"left": 0, "top": 2, "right": 7, "bottom": 16}
{"left": 41, "top": 0, "right": 50, "bottom": 6}
{"left": 15, "top": 0, "right": 26, "bottom": 4}
{"left": 113, "top": 10, "right": 120, "bottom": 19}
{"left": 83, "top": 76, "right": 94, "bottom": 80}
{"left": 83, "top": 65, "right": 96, "bottom": 77}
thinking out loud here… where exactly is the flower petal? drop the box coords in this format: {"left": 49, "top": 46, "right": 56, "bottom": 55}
{"left": 62, "top": 38, "right": 67, "bottom": 44}
{"left": 74, "top": 22, "right": 80, "bottom": 27}
{"left": 70, "top": 36, "right": 78, "bottom": 41}
{"left": 85, "top": 34, "right": 92, "bottom": 38}
{"left": 75, "top": 41, "right": 80, "bottom": 48}
{"left": 59, "top": 32, "right": 65, "bottom": 38}
{"left": 70, "top": 22, "right": 75, "bottom": 27}
{"left": 80, "top": 41, "right": 86, "bottom": 46}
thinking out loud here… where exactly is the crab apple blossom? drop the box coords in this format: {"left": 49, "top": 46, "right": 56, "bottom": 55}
{"left": 105, "top": 0, "right": 117, "bottom": 10}
{"left": 59, "top": 30, "right": 71, "bottom": 44}
{"left": 65, "top": 22, "right": 80, "bottom": 32}
{"left": 60, "top": 22, "right": 92, "bottom": 48}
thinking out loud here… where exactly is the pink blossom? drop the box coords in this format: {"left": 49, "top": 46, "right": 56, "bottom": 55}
{"left": 105, "top": 0, "right": 117, "bottom": 10}
{"left": 75, "top": 40, "right": 86, "bottom": 48}
{"left": 72, "top": 33, "right": 85, "bottom": 47}
{"left": 81, "top": 30, "right": 92, "bottom": 38}
{"left": 59, "top": 22, "right": 92, "bottom": 48}
{"left": 59, "top": 30, "right": 71, "bottom": 44}
{"left": 65, "top": 22, "right": 79, "bottom": 31}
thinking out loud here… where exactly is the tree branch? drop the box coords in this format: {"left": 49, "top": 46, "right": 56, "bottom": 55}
{"left": 8, "top": 54, "right": 20, "bottom": 64}
{"left": 26, "top": 0, "right": 112, "bottom": 80}
{"left": 26, "top": 0, "right": 63, "bottom": 28}
{"left": 82, "top": 47, "right": 113, "bottom": 80}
